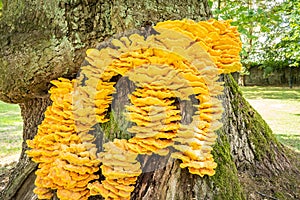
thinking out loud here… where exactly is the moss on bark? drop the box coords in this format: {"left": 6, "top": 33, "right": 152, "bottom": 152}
{"left": 227, "top": 75, "right": 280, "bottom": 161}
{"left": 211, "top": 130, "right": 245, "bottom": 200}
{"left": 224, "top": 75, "right": 300, "bottom": 199}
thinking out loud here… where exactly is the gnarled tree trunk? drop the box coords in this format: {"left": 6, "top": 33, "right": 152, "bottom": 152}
{"left": 0, "top": 0, "right": 299, "bottom": 200}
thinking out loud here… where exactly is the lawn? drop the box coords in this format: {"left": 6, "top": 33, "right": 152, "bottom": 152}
{"left": 241, "top": 86, "right": 300, "bottom": 152}
{"left": 0, "top": 101, "right": 23, "bottom": 158}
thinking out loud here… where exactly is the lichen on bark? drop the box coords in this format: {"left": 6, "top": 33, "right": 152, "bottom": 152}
{"left": 0, "top": 0, "right": 211, "bottom": 103}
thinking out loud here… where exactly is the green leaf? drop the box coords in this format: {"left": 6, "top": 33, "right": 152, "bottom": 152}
{"left": 208, "top": 0, "right": 213, "bottom": 8}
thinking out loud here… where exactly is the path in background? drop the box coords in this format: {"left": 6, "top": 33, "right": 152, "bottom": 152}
{"left": 241, "top": 86, "right": 300, "bottom": 152}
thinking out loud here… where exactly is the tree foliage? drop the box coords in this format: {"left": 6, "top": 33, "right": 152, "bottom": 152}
{"left": 274, "top": 0, "right": 300, "bottom": 67}
{"left": 209, "top": 0, "right": 299, "bottom": 74}
{"left": 0, "top": 0, "right": 2, "bottom": 17}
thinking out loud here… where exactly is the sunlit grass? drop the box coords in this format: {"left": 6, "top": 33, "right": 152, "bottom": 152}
{"left": 0, "top": 101, "right": 23, "bottom": 158}
{"left": 241, "top": 86, "right": 300, "bottom": 100}
{"left": 241, "top": 86, "right": 300, "bottom": 152}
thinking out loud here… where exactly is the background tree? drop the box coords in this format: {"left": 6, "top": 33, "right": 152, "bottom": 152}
{"left": 209, "top": 0, "right": 300, "bottom": 84}
{"left": 0, "top": 0, "right": 299, "bottom": 200}
{"left": 264, "top": 0, "right": 300, "bottom": 67}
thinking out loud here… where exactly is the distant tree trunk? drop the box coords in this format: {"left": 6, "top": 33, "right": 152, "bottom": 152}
{"left": 238, "top": 74, "right": 245, "bottom": 86}
{"left": 0, "top": 1, "right": 299, "bottom": 200}
{"left": 289, "top": 67, "right": 293, "bottom": 88}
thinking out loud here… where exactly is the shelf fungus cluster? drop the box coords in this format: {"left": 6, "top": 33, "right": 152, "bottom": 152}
{"left": 26, "top": 78, "right": 100, "bottom": 200}
{"left": 124, "top": 64, "right": 186, "bottom": 156}
{"left": 26, "top": 19, "right": 242, "bottom": 200}
{"left": 88, "top": 139, "right": 141, "bottom": 199}
{"left": 156, "top": 19, "right": 242, "bottom": 74}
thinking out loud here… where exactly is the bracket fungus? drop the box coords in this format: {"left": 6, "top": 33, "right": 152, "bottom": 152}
{"left": 156, "top": 19, "right": 242, "bottom": 73}
{"left": 26, "top": 19, "right": 242, "bottom": 199}
{"left": 88, "top": 139, "right": 141, "bottom": 199}
{"left": 26, "top": 78, "right": 100, "bottom": 200}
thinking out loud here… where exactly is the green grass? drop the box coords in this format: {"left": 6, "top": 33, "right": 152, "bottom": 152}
{"left": 241, "top": 86, "right": 300, "bottom": 152}
{"left": 0, "top": 101, "right": 23, "bottom": 158}
{"left": 240, "top": 86, "right": 300, "bottom": 100}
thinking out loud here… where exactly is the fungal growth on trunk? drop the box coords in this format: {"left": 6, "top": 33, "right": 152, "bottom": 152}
{"left": 26, "top": 78, "right": 100, "bottom": 200}
{"left": 26, "top": 19, "right": 241, "bottom": 200}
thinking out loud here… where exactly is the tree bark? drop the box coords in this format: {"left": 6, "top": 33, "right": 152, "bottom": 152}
{"left": 0, "top": 0, "right": 212, "bottom": 103}
{"left": 0, "top": 0, "right": 299, "bottom": 200}
{"left": 222, "top": 75, "right": 300, "bottom": 199}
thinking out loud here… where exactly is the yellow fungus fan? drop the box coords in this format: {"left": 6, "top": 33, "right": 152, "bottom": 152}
{"left": 88, "top": 139, "right": 141, "bottom": 200}
{"left": 124, "top": 65, "right": 187, "bottom": 155}
{"left": 27, "top": 19, "right": 242, "bottom": 200}
{"left": 80, "top": 19, "right": 241, "bottom": 199}
{"left": 26, "top": 78, "right": 101, "bottom": 200}
{"left": 172, "top": 123, "right": 219, "bottom": 177}
{"left": 156, "top": 19, "right": 242, "bottom": 73}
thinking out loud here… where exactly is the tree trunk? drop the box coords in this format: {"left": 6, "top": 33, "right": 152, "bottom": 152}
{"left": 0, "top": 0, "right": 299, "bottom": 200}
{"left": 221, "top": 75, "right": 300, "bottom": 199}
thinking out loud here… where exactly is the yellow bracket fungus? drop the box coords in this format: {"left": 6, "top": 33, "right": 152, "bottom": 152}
{"left": 26, "top": 78, "right": 100, "bottom": 200}
{"left": 26, "top": 19, "right": 242, "bottom": 200}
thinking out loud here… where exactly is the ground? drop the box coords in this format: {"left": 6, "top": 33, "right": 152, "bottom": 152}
{"left": 0, "top": 102, "right": 22, "bottom": 191}
{"left": 241, "top": 86, "right": 300, "bottom": 152}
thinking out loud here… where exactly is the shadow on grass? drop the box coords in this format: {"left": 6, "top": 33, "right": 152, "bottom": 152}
{"left": 276, "top": 134, "right": 300, "bottom": 152}
{"left": 241, "top": 86, "right": 300, "bottom": 100}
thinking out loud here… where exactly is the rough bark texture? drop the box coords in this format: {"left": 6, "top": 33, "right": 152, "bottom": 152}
{"left": 222, "top": 75, "right": 300, "bottom": 199}
{"left": 0, "top": 0, "right": 211, "bottom": 103}
{"left": 0, "top": 0, "right": 299, "bottom": 200}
